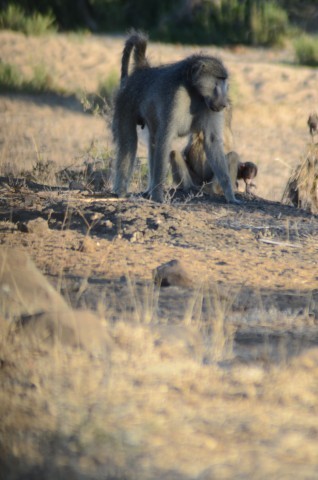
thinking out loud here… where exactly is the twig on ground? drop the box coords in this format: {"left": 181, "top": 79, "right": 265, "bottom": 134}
{"left": 258, "top": 238, "right": 302, "bottom": 248}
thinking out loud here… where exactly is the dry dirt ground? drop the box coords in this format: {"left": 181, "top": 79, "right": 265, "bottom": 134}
{"left": 1, "top": 32, "right": 318, "bottom": 480}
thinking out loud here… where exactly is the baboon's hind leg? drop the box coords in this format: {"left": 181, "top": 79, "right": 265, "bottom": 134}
{"left": 113, "top": 124, "right": 138, "bottom": 197}
{"left": 147, "top": 132, "right": 172, "bottom": 202}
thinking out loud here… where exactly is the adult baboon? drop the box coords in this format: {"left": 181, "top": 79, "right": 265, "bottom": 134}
{"left": 170, "top": 132, "right": 257, "bottom": 195}
{"left": 112, "top": 31, "right": 239, "bottom": 203}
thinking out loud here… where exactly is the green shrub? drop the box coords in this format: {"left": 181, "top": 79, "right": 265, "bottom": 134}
{"left": 0, "top": 60, "right": 57, "bottom": 93}
{"left": 29, "top": 64, "right": 55, "bottom": 92}
{"left": 0, "top": 61, "right": 23, "bottom": 90}
{"left": 79, "top": 70, "right": 119, "bottom": 118}
{"left": 155, "top": 0, "right": 289, "bottom": 47}
{"left": 0, "top": 4, "right": 56, "bottom": 35}
{"left": 294, "top": 34, "right": 318, "bottom": 66}
{"left": 249, "top": 1, "right": 289, "bottom": 46}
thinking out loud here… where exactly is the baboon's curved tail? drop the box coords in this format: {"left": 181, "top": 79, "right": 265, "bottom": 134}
{"left": 121, "top": 31, "right": 149, "bottom": 83}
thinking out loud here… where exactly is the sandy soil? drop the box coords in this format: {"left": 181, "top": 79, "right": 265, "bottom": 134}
{"left": 1, "top": 31, "right": 318, "bottom": 480}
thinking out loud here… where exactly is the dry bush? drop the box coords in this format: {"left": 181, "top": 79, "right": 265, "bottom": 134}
{"left": 282, "top": 143, "right": 318, "bottom": 213}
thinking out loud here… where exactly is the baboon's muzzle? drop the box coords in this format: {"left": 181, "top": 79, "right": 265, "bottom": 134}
{"left": 204, "top": 96, "right": 227, "bottom": 112}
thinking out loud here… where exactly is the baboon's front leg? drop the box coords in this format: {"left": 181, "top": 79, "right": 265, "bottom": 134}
{"left": 113, "top": 126, "right": 138, "bottom": 197}
{"left": 204, "top": 134, "right": 240, "bottom": 204}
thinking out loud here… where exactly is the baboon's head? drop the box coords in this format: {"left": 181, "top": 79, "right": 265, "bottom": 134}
{"left": 238, "top": 162, "right": 258, "bottom": 181}
{"left": 191, "top": 56, "right": 229, "bottom": 113}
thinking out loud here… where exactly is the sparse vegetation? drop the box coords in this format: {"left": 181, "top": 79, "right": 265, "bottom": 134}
{"left": 0, "top": 3, "right": 56, "bottom": 35}
{"left": 282, "top": 143, "right": 318, "bottom": 213}
{"left": 294, "top": 33, "right": 318, "bottom": 66}
{"left": 1, "top": 0, "right": 317, "bottom": 48}
{"left": 248, "top": 1, "right": 289, "bottom": 46}
{"left": 79, "top": 70, "right": 119, "bottom": 118}
{"left": 0, "top": 60, "right": 22, "bottom": 91}
{"left": 97, "top": 70, "right": 119, "bottom": 104}
{"left": 157, "top": 0, "right": 289, "bottom": 46}
{"left": 0, "top": 60, "right": 57, "bottom": 93}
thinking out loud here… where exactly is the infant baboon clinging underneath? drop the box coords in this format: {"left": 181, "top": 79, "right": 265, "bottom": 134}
{"left": 112, "top": 31, "right": 239, "bottom": 204}
{"left": 170, "top": 132, "right": 257, "bottom": 195}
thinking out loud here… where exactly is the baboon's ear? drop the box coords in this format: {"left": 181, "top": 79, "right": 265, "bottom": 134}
{"left": 190, "top": 60, "right": 207, "bottom": 80}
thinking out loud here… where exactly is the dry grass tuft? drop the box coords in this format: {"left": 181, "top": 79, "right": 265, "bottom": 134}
{"left": 282, "top": 143, "right": 318, "bottom": 213}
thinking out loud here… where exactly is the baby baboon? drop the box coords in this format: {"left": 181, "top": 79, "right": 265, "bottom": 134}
{"left": 170, "top": 132, "right": 257, "bottom": 195}
{"left": 237, "top": 161, "right": 258, "bottom": 194}
{"left": 308, "top": 113, "right": 318, "bottom": 141}
{"left": 112, "top": 31, "right": 238, "bottom": 203}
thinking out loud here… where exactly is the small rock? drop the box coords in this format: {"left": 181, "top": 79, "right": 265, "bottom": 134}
{"left": 78, "top": 236, "right": 96, "bottom": 253}
{"left": 153, "top": 259, "right": 193, "bottom": 288}
{"left": 104, "top": 220, "right": 113, "bottom": 229}
{"left": 89, "top": 212, "right": 103, "bottom": 222}
{"left": 17, "top": 218, "right": 49, "bottom": 234}
{"left": 130, "top": 231, "right": 143, "bottom": 243}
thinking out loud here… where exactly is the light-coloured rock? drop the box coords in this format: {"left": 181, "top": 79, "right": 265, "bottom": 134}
{"left": 0, "top": 247, "right": 68, "bottom": 320}
{"left": 153, "top": 259, "right": 193, "bottom": 288}
{"left": 17, "top": 217, "right": 49, "bottom": 234}
{"left": 21, "top": 309, "right": 112, "bottom": 356}
{"left": 0, "top": 247, "right": 111, "bottom": 355}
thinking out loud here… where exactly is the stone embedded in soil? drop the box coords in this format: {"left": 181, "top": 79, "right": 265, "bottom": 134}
{"left": 17, "top": 217, "right": 49, "bottom": 234}
{"left": 78, "top": 236, "right": 97, "bottom": 253}
{"left": 153, "top": 259, "right": 193, "bottom": 288}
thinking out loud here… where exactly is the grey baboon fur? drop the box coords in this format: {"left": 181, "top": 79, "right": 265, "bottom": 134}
{"left": 112, "top": 31, "right": 239, "bottom": 203}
